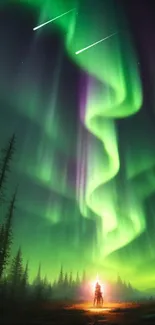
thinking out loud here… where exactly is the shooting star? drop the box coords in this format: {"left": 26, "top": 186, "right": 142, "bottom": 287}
{"left": 75, "top": 32, "right": 118, "bottom": 55}
{"left": 33, "top": 8, "right": 75, "bottom": 31}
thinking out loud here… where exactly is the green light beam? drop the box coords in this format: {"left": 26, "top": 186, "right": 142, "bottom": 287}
{"left": 33, "top": 8, "right": 76, "bottom": 31}
{"left": 75, "top": 32, "right": 118, "bottom": 55}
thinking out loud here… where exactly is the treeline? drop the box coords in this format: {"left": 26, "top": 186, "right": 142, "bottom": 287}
{"left": 109, "top": 276, "right": 138, "bottom": 302}
{"left": 0, "top": 135, "right": 86, "bottom": 302}
{"left": 0, "top": 135, "right": 28, "bottom": 300}
{"left": 0, "top": 135, "right": 54, "bottom": 302}
{"left": 52, "top": 267, "right": 87, "bottom": 300}
{"left": 0, "top": 134, "right": 16, "bottom": 279}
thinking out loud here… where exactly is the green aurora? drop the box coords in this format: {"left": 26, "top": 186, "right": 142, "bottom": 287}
{"left": 0, "top": 0, "right": 155, "bottom": 291}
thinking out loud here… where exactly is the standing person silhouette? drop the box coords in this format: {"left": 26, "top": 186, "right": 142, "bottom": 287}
{"left": 93, "top": 282, "right": 103, "bottom": 306}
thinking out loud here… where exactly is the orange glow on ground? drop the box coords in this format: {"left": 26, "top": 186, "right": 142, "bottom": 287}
{"left": 87, "top": 307, "right": 111, "bottom": 313}
{"left": 65, "top": 302, "right": 140, "bottom": 312}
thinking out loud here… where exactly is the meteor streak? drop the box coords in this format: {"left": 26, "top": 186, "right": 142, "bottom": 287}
{"left": 75, "top": 32, "right": 118, "bottom": 55}
{"left": 33, "top": 8, "right": 75, "bottom": 31}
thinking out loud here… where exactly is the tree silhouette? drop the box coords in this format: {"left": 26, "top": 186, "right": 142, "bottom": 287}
{"left": 127, "top": 282, "right": 133, "bottom": 296}
{"left": 43, "top": 275, "right": 48, "bottom": 287}
{"left": 8, "top": 247, "right": 23, "bottom": 297}
{"left": 69, "top": 271, "right": 73, "bottom": 286}
{"left": 42, "top": 276, "right": 52, "bottom": 300}
{"left": 21, "top": 261, "right": 29, "bottom": 292}
{"left": 76, "top": 271, "right": 80, "bottom": 286}
{"left": 58, "top": 265, "right": 64, "bottom": 285}
{"left": 0, "top": 224, "right": 5, "bottom": 262}
{"left": 33, "top": 264, "right": 44, "bottom": 300}
{"left": 64, "top": 272, "right": 68, "bottom": 285}
{"left": 0, "top": 134, "right": 15, "bottom": 203}
{"left": 0, "top": 190, "right": 17, "bottom": 278}
{"left": 33, "top": 263, "right": 41, "bottom": 286}
{"left": 117, "top": 275, "right": 122, "bottom": 285}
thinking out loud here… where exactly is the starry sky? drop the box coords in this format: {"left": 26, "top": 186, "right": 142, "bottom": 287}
{"left": 0, "top": 0, "right": 155, "bottom": 290}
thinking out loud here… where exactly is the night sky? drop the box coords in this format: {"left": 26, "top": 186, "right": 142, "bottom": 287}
{"left": 0, "top": 0, "right": 155, "bottom": 290}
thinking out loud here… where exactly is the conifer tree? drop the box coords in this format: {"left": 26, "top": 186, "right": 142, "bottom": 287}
{"left": 43, "top": 275, "right": 48, "bottom": 287}
{"left": 33, "top": 263, "right": 41, "bottom": 286}
{"left": 42, "top": 276, "right": 52, "bottom": 300}
{"left": 9, "top": 247, "right": 23, "bottom": 296}
{"left": 58, "top": 265, "right": 64, "bottom": 285}
{"left": 69, "top": 271, "right": 73, "bottom": 286}
{"left": 22, "top": 261, "right": 29, "bottom": 290}
{"left": 33, "top": 264, "right": 44, "bottom": 300}
{"left": 116, "top": 274, "right": 124, "bottom": 299}
{"left": 76, "top": 271, "right": 80, "bottom": 285}
{"left": 64, "top": 272, "right": 68, "bottom": 285}
{"left": 127, "top": 282, "right": 133, "bottom": 295}
{"left": 0, "top": 134, "right": 15, "bottom": 203}
{"left": 0, "top": 224, "right": 5, "bottom": 262}
{"left": 0, "top": 190, "right": 17, "bottom": 278}
{"left": 117, "top": 275, "right": 122, "bottom": 285}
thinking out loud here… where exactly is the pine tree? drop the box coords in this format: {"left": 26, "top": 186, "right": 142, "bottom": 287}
{"left": 22, "top": 261, "right": 29, "bottom": 289}
{"left": 64, "top": 272, "right": 68, "bottom": 285}
{"left": 69, "top": 271, "right": 73, "bottom": 286}
{"left": 42, "top": 276, "right": 52, "bottom": 300}
{"left": 0, "top": 224, "right": 5, "bottom": 262}
{"left": 116, "top": 274, "right": 124, "bottom": 300}
{"left": 0, "top": 190, "right": 17, "bottom": 278}
{"left": 46, "top": 283, "right": 52, "bottom": 298}
{"left": 58, "top": 265, "right": 64, "bottom": 285}
{"left": 33, "top": 263, "right": 41, "bottom": 286}
{"left": 1, "top": 274, "right": 8, "bottom": 299}
{"left": 20, "top": 261, "right": 29, "bottom": 300}
{"left": 0, "top": 134, "right": 15, "bottom": 203}
{"left": 76, "top": 271, "right": 80, "bottom": 285}
{"left": 9, "top": 247, "right": 23, "bottom": 296}
{"left": 33, "top": 264, "right": 44, "bottom": 300}
{"left": 117, "top": 275, "right": 122, "bottom": 285}
{"left": 127, "top": 282, "right": 133, "bottom": 295}
{"left": 43, "top": 275, "right": 48, "bottom": 287}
